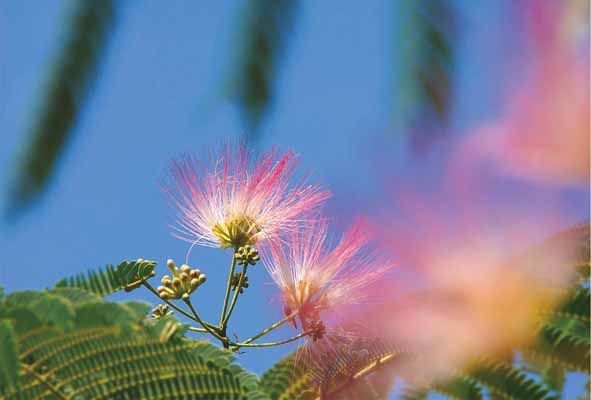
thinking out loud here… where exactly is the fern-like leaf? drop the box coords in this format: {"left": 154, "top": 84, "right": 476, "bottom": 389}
{"left": 54, "top": 259, "right": 156, "bottom": 297}
{"left": 230, "top": 0, "right": 299, "bottom": 138}
{"left": 468, "top": 359, "right": 558, "bottom": 400}
{"left": 259, "top": 343, "right": 405, "bottom": 400}
{"left": 260, "top": 354, "right": 314, "bottom": 400}
{"left": 7, "top": 0, "right": 116, "bottom": 217}
{"left": 390, "top": 0, "right": 458, "bottom": 148}
{"left": 0, "top": 321, "right": 19, "bottom": 393}
{"left": 401, "top": 376, "right": 483, "bottom": 400}
{"left": 526, "top": 323, "right": 590, "bottom": 373}
{"left": 0, "top": 285, "right": 265, "bottom": 400}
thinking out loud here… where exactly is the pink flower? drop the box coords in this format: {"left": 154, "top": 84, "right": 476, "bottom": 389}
{"left": 163, "top": 144, "right": 330, "bottom": 249}
{"left": 262, "top": 220, "right": 393, "bottom": 332}
{"left": 459, "top": 0, "right": 589, "bottom": 187}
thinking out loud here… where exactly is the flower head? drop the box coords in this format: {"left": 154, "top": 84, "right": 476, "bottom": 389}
{"left": 262, "top": 220, "right": 393, "bottom": 333}
{"left": 163, "top": 144, "right": 330, "bottom": 249}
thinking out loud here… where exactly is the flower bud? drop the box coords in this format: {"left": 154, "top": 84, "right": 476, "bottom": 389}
{"left": 180, "top": 272, "right": 189, "bottom": 282}
{"left": 190, "top": 269, "right": 201, "bottom": 279}
{"left": 167, "top": 259, "right": 180, "bottom": 276}
{"left": 172, "top": 278, "right": 182, "bottom": 288}
{"left": 198, "top": 274, "right": 207, "bottom": 284}
{"left": 159, "top": 291, "right": 170, "bottom": 300}
{"left": 181, "top": 264, "right": 191, "bottom": 274}
{"left": 190, "top": 278, "right": 199, "bottom": 289}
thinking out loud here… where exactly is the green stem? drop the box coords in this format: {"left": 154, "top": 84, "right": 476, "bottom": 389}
{"left": 240, "top": 310, "right": 299, "bottom": 345}
{"left": 231, "top": 331, "right": 310, "bottom": 349}
{"left": 183, "top": 297, "right": 227, "bottom": 343}
{"left": 219, "top": 251, "right": 237, "bottom": 326}
{"left": 142, "top": 282, "right": 195, "bottom": 321}
{"left": 222, "top": 264, "right": 248, "bottom": 326}
{"left": 142, "top": 282, "right": 219, "bottom": 332}
{"left": 188, "top": 326, "right": 208, "bottom": 333}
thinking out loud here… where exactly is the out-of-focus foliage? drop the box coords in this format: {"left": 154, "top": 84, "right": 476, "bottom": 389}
{"left": 390, "top": 0, "right": 457, "bottom": 147}
{"left": 5, "top": 0, "right": 460, "bottom": 214}
{"left": 0, "top": 264, "right": 268, "bottom": 399}
{"left": 229, "top": 0, "right": 299, "bottom": 139}
{"left": 256, "top": 223, "right": 590, "bottom": 399}
{"left": 7, "top": 0, "right": 116, "bottom": 217}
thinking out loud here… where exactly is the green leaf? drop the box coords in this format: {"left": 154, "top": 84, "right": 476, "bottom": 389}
{"left": 259, "top": 339, "right": 404, "bottom": 400}
{"left": 390, "top": 0, "right": 458, "bottom": 144}
{"left": 402, "top": 377, "right": 483, "bottom": 400}
{"left": 6, "top": 0, "right": 116, "bottom": 217}
{"left": 468, "top": 359, "right": 558, "bottom": 400}
{"left": 0, "top": 320, "right": 19, "bottom": 393}
{"left": 49, "top": 286, "right": 102, "bottom": 303}
{"left": 555, "top": 287, "right": 590, "bottom": 323}
{"left": 526, "top": 323, "right": 590, "bottom": 373}
{"left": 230, "top": 0, "right": 299, "bottom": 138}
{"left": 0, "top": 307, "right": 42, "bottom": 336}
{"left": 54, "top": 258, "right": 156, "bottom": 297}
{"left": 260, "top": 353, "right": 314, "bottom": 400}
{"left": 73, "top": 301, "right": 143, "bottom": 331}
{"left": 0, "top": 286, "right": 264, "bottom": 399}
{"left": 4, "top": 290, "right": 76, "bottom": 330}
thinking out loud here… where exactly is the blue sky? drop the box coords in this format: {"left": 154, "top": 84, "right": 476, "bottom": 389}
{"left": 0, "top": 1, "right": 588, "bottom": 398}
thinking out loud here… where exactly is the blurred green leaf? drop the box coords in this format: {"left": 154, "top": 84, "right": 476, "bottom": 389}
{"left": 391, "top": 0, "right": 458, "bottom": 147}
{"left": 231, "top": 0, "right": 299, "bottom": 139}
{"left": 7, "top": 0, "right": 115, "bottom": 217}
{"left": 0, "top": 321, "right": 19, "bottom": 393}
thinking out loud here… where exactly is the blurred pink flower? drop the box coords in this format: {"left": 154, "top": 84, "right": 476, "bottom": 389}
{"left": 163, "top": 144, "right": 330, "bottom": 249}
{"left": 365, "top": 190, "right": 581, "bottom": 384}
{"left": 460, "top": 0, "right": 589, "bottom": 187}
{"left": 262, "top": 220, "right": 393, "bottom": 332}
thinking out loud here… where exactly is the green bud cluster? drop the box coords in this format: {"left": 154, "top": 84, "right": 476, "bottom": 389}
{"left": 235, "top": 245, "right": 260, "bottom": 266}
{"left": 151, "top": 304, "right": 173, "bottom": 318}
{"left": 231, "top": 273, "right": 250, "bottom": 293}
{"left": 157, "top": 259, "right": 206, "bottom": 300}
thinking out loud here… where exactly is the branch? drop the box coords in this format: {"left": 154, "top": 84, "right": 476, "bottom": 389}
{"left": 239, "top": 310, "right": 299, "bottom": 345}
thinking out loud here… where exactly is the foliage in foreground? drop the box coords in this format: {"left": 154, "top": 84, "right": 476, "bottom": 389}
{"left": 0, "top": 224, "right": 589, "bottom": 399}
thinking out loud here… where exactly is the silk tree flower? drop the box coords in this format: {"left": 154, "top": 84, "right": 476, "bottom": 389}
{"left": 362, "top": 184, "right": 581, "bottom": 385}
{"left": 459, "top": 0, "right": 589, "bottom": 187}
{"left": 163, "top": 144, "right": 330, "bottom": 249}
{"left": 262, "top": 220, "right": 394, "bottom": 334}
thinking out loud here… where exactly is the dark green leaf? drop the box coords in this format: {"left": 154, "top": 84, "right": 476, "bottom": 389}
{"left": 7, "top": 0, "right": 116, "bottom": 216}
{"left": 4, "top": 291, "right": 75, "bottom": 331}
{"left": 231, "top": 0, "right": 299, "bottom": 138}
{"left": 390, "top": 0, "right": 458, "bottom": 147}
{"left": 469, "top": 359, "right": 558, "bottom": 400}
{"left": 0, "top": 320, "right": 19, "bottom": 392}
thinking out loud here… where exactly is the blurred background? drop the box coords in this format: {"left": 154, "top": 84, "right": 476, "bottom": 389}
{"left": 0, "top": 1, "right": 589, "bottom": 398}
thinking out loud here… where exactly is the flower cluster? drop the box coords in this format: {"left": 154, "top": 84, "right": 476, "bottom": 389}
{"left": 161, "top": 143, "right": 393, "bottom": 351}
